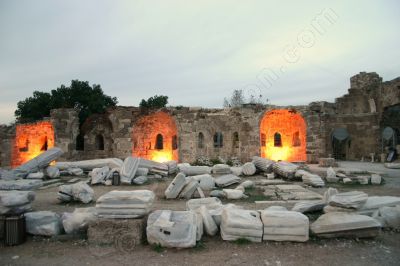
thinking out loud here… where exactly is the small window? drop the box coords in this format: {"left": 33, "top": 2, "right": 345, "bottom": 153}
{"left": 155, "top": 134, "right": 163, "bottom": 150}
{"left": 274, "top": 132, "right": 282, "bottom": 147}
{"left": 214, "top": 132, "right": 223, "bottom": 148}
{"left": 76, "top": 134, "right": 84, "bottom": 151}
{"left": 292, "top": 131, "right": 301, "bottom": 147}
{"left": 198, "top": 132, "right": 204, "bottom": 149}
{"left": 95, "top": 134, "right": 105, "bottom": 150}
{"left": 233, "top": 132, "right": 239, "bottom": 148}
{"left": 261, "top": 133, "right": 266, "bottom": 146}
{"left": 172, "top": 135, "right": 178, "bottom": 150}
{"left": 41, "top": 136, "right": 48, "bottom": 151}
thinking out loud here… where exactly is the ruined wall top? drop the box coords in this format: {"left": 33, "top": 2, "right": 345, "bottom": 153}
{"left": 350, "top": 72, "right": 382, "bottom": 91}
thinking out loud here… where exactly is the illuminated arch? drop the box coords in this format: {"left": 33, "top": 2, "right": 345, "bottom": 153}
{"left": 132, "top": 111, "right": 178, "bottom": 162}
{"left": 259, "top": 109, "right": 306, "bottom": 161}
{"left": 12, "top": 121, "right": 55, "bottom": 167}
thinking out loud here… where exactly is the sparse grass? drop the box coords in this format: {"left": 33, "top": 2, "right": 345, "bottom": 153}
{"left": 233, "top": 238, "right": 251, "bottom": 245}
{"left": 152, "top": 243, "right": 164, "bottom": 253}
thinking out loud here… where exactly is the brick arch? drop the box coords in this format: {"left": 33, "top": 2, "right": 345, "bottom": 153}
{"left": 11, "top": 121, "right": 55, "bottom": 167}
{"left": 132, "top": 111, "right": 178, "bottom": 162}
{"left": 259, "top": 109, "right": 306, "bottom": 161}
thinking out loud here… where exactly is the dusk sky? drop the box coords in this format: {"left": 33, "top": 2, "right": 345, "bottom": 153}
{"left": 0, "top": 1, "right": 399, "bottom": 124}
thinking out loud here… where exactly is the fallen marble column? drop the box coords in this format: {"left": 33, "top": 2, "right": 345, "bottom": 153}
{"left": 252, "top": 156, "right": 274, "bottom": 172}
{"left": 180, "top": 166, "right": 211, "bottom": 176}
{"left": 212, "top": 164, "right": 231, "bottom": 175}
{"left": 384, "top": 163, "right": 400, "bottom": 169}
{"left": 25, "top": 211, "right": 63, "bottom": 236}
{"left": 261, "top": 207, "right": 309, "bottom": 242}
{"left": 374, "top": 205, "right": 400, "bottom": 229}
{"left": 96, "top": 190, "right": 155, "bottom": 219}
{"left": 199, "top": 205, "right": 218, "bottom": 236}
{"left": 56, "top": 158, "right": 123, "bottom": 171}
{"left": 230, "top": 166, "right": 243, "bottom": 176}
{"left": 186, "top": 197, "right": 223, "bottom": 212}
{"left": 147, "top": 210, "right": 197, "bottom": 248}
{"left": 223, "top": 189, "right": 246, "bottom": 199}
{"left": 272, "top": 162, "right": 299, "bottom": 179}
{"left": 179, "top": 180, "right": 199, "bottom": 199}
{"left": 310, "top": 212, "right": 381, "bottom": 238}
{"left": 61, "top": 207, "right": 97, "bottom": 234}
{"left": 132, "top": 175, "right": 148, "bottom": 185}
{"left": 138, "top": 158, "right": 169, "bottom": 176}
{"left": 215, "top": 174, "right": 241, "bottom": 187}
{"left": 291, "top": 200, "right": 326, "bottom": 213}
{"left": 302, "top": 172, "right": 325, "bottom": 187}
{"left": 45, "top": 166, "right": 60, "bottom": 178}
{"left": 0, "top": 190, "right": 35, "bottom": 215}
{"left": 120, "top": 157, "right": 139, "bottom": 184}
{"left": 58, "top": 181, "right": 94, "bottom": 204}
{"left": 26, "top": 172, "right": 44, "bottom": 179}
{"left": 165, "top": 160, "right": 178, "bottom": 175}
{"left": 13, "top": 147, "right": 64, "bottom": 178}
{"left": 328, "top": 191, "right": 368, "bottom": 209}
{"left": 165, "top": 173, "right": 186, "bottom": 199}
{"left": 358, "top": 196, "right": 400, "bottom": 215}
{"left": 220, "top": 209, "right": 263, "bottom": 242}
{"left": 242, "top": 162, "right": 256, "bottom": 176}
{"left": 0, "top": 179, "right": 43, "bottom": 190}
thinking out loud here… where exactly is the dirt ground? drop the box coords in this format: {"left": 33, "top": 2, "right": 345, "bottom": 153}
{"left": 1, "top": 161, "right": 400, "bottom": 266}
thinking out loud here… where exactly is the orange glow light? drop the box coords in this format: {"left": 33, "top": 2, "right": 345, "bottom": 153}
{"left": 260, "top": 109, "right": 306, "bottom": 162}
{"left": 132, "top": 111, "right": 179, "bottom": 162}
{"left": 11, "top": 121, "right": 55, "bottom": 168}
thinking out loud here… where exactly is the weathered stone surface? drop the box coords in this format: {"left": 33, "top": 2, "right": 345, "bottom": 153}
{"left": 302, "top": 172, "right": 325, "bottom": 187}
{"left": 323, "top": 205, "right": 356, "bottom": 213}
{"left": 0, "top": 190, "right": 35, "bottom": 215}
{"left": 371, "top": 174, "right": 382, "bottom": 185}
{"left": 88, "top": 217, "right": 145, "bottom": 248}
{"left": 261, "top": 209, "right": 309, "bottom": 242}
{"left": 240, "top": 180, "right": 254, "bottom": 189}
{"left": 199, "top": 205, "right": 218, "bottom": 236}
{"left": 215, "top": 174, "right": 241, "bottom": 187}
{"left": 242, "top": 162, "right": 256, "bottom": 176}
{"left": 220, "top": 209, "right": 263, "bottom": 242}
{"left": 186, "top": 197, "right": 223, "bottom": 212}
{"left": 56, "top": 158, "right": 123, "bottom": 171}
{"left": 147, "top": 210, "right": 197, "bottom": 248}
{"left": 165, "top": 160, "right": 178, "bottom": 175}
{"left": 67, "top": 168, "right": 84, "bottom": 176}
{"left": 179, "top": 180, "right": 199, "bottom": 199}
{"left": 165, "top": 173, "right": 186, "bottom": 199}
{"left": 376, "top": 205, "right": 400, "bottom": 229}
{"left": 96, "top": 190, "right": 155, "bottom": 218}
{"left": 272, "top": 162, "right": 298, "bottom": 179}
{"left": 384, "top": 163, "right": 400, "bottom": 169}
{"left": 343, "top": 177, "right": 353, "bottom": 184}
{"left": 326, "top": 167, "right": 339, "bottom": 183}
{"left": 223, "top": 189, "right": 245, "bottom": 199}
{"left": 358, "top": 196, "right": 400, "bottom": 215}
{"left": 45, "top": 166, "right": 60, "bottom": 178}
{"left": 62, "top": 207, "right": 96, "bottom": 234}
{"left": 230, "top": 166, "right": 243, "bottom": 176}
{"left": 27, "top": 172, "right": 44, "bottom": 179}
{"left": 0, "top": 179, "right": 43, "bottom": 190}
{"left": 356, "top": 175, "right": 369, "bottom": 185}
{"left": 252, "top": 156, "right": 274, "bottom": 172}
{"left": 291, "top": 201, "right": 326, "bottom": 213}
{"left": 120, "top": 157, "right": 139, "bottom": 184}
{"left": 212, "top": 164, "right": 231, "bottom": 175}
{"left": 328, "top": 191, "right": 368, "bottom": 209}
{"left": 323, "top": 187, "right": 338, "bottom": 203}
{"left": 311, "top": 212, "right": 381, "bottom": 238}
{"left": 25, "top": 211, "right": 63, "bottom": 236}
{"left": 90, "top": 166, "right": 110, "bottom": 185}
{"left": 58, "top": 181, "right": 94, "bottom": 204}
{"left": 191, "top": 174, "right": 215, "bottom": 190}
{"left": 180, "top": 166, "right": 211, "bottom": 176}
{"left": 135, "top": 168, "right": 149, "bottom": 177}
{"left": 209, "top": 190, "right": 225, "bottom": 198}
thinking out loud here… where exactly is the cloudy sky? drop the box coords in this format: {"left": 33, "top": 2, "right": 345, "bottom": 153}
{"left": 0, "top": 1, "right": 399, "bottom": 124}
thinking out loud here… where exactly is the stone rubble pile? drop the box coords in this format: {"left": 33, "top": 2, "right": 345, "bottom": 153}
{"left": 324, "top": 167, "right": 383, "bottom": 185}
{"left": 57, "top": 181, "right": 94, "bottom": 203}
{"left": 0, "top": 190, "right": 36, "bottom": 215}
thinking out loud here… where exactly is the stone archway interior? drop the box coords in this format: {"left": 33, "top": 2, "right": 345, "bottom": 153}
{"left": 259, "top": 109, "right": 306, "bottom": 162}
{"left": 11, "top": 121, "right": 55, "bottom": 167}
{"left": 132, "top": 111, "right": 178, "bottom": 162}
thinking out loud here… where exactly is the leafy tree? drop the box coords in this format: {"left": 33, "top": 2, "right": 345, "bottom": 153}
{"left": 139, "top": 95, "right": 168, "bottom": 109}
{"left": 223, "top": 89, "right": 245, "bottom": 107}
{"left": 15, "top": 80, "right": 118, "bottom": 124}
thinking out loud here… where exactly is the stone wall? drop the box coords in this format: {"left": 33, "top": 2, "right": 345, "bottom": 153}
{"left": 1, "top": 71, "right": 399, "bottom": 166}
